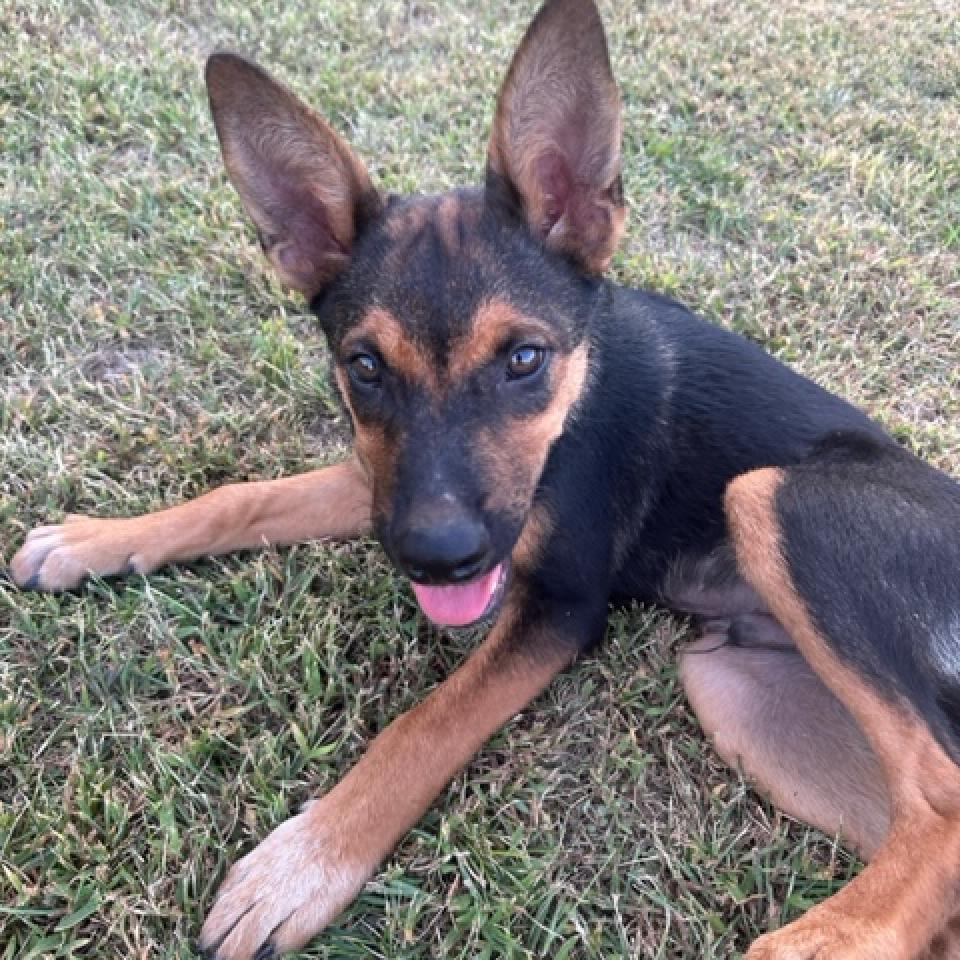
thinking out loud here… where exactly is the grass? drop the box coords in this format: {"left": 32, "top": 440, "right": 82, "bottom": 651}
{"left": 1, "top": 0, "right": 958, "bottom": 957}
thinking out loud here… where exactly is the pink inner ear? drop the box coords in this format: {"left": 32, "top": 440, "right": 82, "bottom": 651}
{"left": 263, "top": 173, "right": 351, "bottom": 290}
{"left": 267, "top": 170, "right": 348, "bottom": 252}
{"left": 534, "top": 151, "right": 572, "bottom": 236}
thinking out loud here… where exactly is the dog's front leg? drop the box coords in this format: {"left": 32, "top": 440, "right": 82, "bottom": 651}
{"left": 11, "top": 457, "right": 371, "bottom": 591}
{"left": 198, "top": 597, "right": 583, "bottom": 960}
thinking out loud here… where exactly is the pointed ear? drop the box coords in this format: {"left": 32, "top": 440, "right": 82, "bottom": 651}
{"left": 486, "top": 0, "right": 625, "bottom": 274}
{"left": 205, "top": 53, "right": 382, "bottom": 297}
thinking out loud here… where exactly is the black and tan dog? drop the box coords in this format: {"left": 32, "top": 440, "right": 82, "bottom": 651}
{"left": 12, "top": 0, "right": 960, "bottom": 957}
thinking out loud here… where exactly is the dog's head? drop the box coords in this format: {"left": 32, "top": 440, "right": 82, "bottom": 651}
{"left": 206, "top": 0, "right": 624, "bottom": 627}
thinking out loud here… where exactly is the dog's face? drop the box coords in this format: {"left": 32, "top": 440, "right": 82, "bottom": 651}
{"left": 206, "top": 0, "right": 624, "bottom": 626}
{"left": 319, "top": 192, "right": 595, "bottom": 625}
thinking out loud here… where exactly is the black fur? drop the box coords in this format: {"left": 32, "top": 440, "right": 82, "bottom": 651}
{"left": 310, "top": 154, "right": 960, "bottom": 768}
{"left": 777, "top": 434, "right": 960, "bottom": 760}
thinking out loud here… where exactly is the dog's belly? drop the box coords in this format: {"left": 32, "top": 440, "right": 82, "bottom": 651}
{"left": 612, "top": 540, "right": 768, "bottom": 622}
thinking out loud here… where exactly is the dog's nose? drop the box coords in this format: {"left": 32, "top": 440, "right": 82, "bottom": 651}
{"left": 395, "top": 515, "right": 493, "bottom": 584}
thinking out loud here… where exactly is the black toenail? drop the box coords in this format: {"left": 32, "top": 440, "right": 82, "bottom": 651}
{"left": 24, "top": 573, "right": 41, "bottom": 590}
{"left": 253, "top": 944, "right": 276, "bottom": 960}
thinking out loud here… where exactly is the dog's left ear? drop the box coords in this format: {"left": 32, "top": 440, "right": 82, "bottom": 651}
{"left": 487, "top": 0, "right": 625, "bottom": 274}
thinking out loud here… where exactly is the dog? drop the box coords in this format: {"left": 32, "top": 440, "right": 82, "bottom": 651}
{"left": 12, "top": 0, "right": 960, "bottom": 957}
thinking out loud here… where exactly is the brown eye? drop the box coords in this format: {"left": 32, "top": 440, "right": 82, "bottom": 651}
{"left": 507, "top": 345, "right": 546, "bottom": 380}
{"left": 347, "top": 352, "right": 381, "bottom": 386}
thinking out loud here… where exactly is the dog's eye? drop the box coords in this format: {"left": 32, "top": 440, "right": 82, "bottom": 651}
{"left": 347, "top": 352, "right": 381, "bottom": 387}
{"left": 507, "top": 345, "right": 547, "bottom": 380}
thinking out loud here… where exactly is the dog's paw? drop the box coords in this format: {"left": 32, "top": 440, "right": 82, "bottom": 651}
{"left": 199, "top": 802, "right": 372, "bottom": 960}
{"left": 746, "top": 911, "right": 905, "bottom": 960}
{"left": 10, "top": 515, "right": 151, "bottom": 591}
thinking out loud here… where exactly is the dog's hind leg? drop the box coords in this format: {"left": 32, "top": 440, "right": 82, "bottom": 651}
{"left": 680, "top": 618, "right": 890, "bottom": 859}
{"left": 11, "top": 457, "right": 371, "bottom": 591}
{"left": 668, "top": 542, "right": 890, "bottom": 854}
{"left": 725, "top": 443, "right": 960, "bottom": 960}
{"left": 682, "top": 628, "right": 960, "bottom": 960}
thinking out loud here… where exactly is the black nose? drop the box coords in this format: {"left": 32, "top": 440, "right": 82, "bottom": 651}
{"left": 395, "top": 514, "right": 493, "bottom": 584}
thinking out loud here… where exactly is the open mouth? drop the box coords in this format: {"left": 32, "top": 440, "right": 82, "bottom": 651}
{"left": 410, "top": 561, "right": 510, "bottom": 627}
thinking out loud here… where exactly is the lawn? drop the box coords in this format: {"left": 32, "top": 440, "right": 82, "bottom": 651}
{"left": 1, "top": 1, "right": 958, "bottom": 958}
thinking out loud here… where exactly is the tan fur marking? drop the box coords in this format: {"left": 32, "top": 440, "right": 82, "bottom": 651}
{"left": 346, "top": 307, "right": 437, "bottom": 391}
{"left": 512, "top": 502, "right": 553, "bottom": 574}
{"left": 334, "top": 367, "right": 397, "bottom": 513}
{"left": 435, "top": 193, "right": 462, "bottom": 256}
{"left": 385, "top": 201, "right": 430, "bottom": 243}
{"left": 726, "top": 469, "right": 960, "bottom": 960}
{"left": 478, "top": 343, "right": 589, "bottom": 513}
{"left": 200, "top": 594, "right": 575, "bottom": 956}
{"left": 11, "top": 459, "right": 372, "bottom": 591}
{"left": 384, "top": 195, "right": 486, "bottom": 273}
{"left": 494, "top": 343, "right": 588, "bottom": 507}
{"left": 524, "top": 342, "right": 590, "bottom": 449}
{"left": 448, "top": 299, "right": 557, "bottom": 381}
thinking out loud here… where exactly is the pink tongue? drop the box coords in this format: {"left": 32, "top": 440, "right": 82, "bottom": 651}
{"left": 411, "top": 563, "right": 502, "bottom": 627}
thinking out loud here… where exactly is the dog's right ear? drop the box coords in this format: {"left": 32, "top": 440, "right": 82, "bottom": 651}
{"left": 205, "top": 53, "right": 382, "bottom": 298}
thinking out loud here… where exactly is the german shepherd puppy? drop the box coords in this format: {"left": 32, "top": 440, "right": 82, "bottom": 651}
{"left": 12, "top": 0, "right": 960, "bottom": 957}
